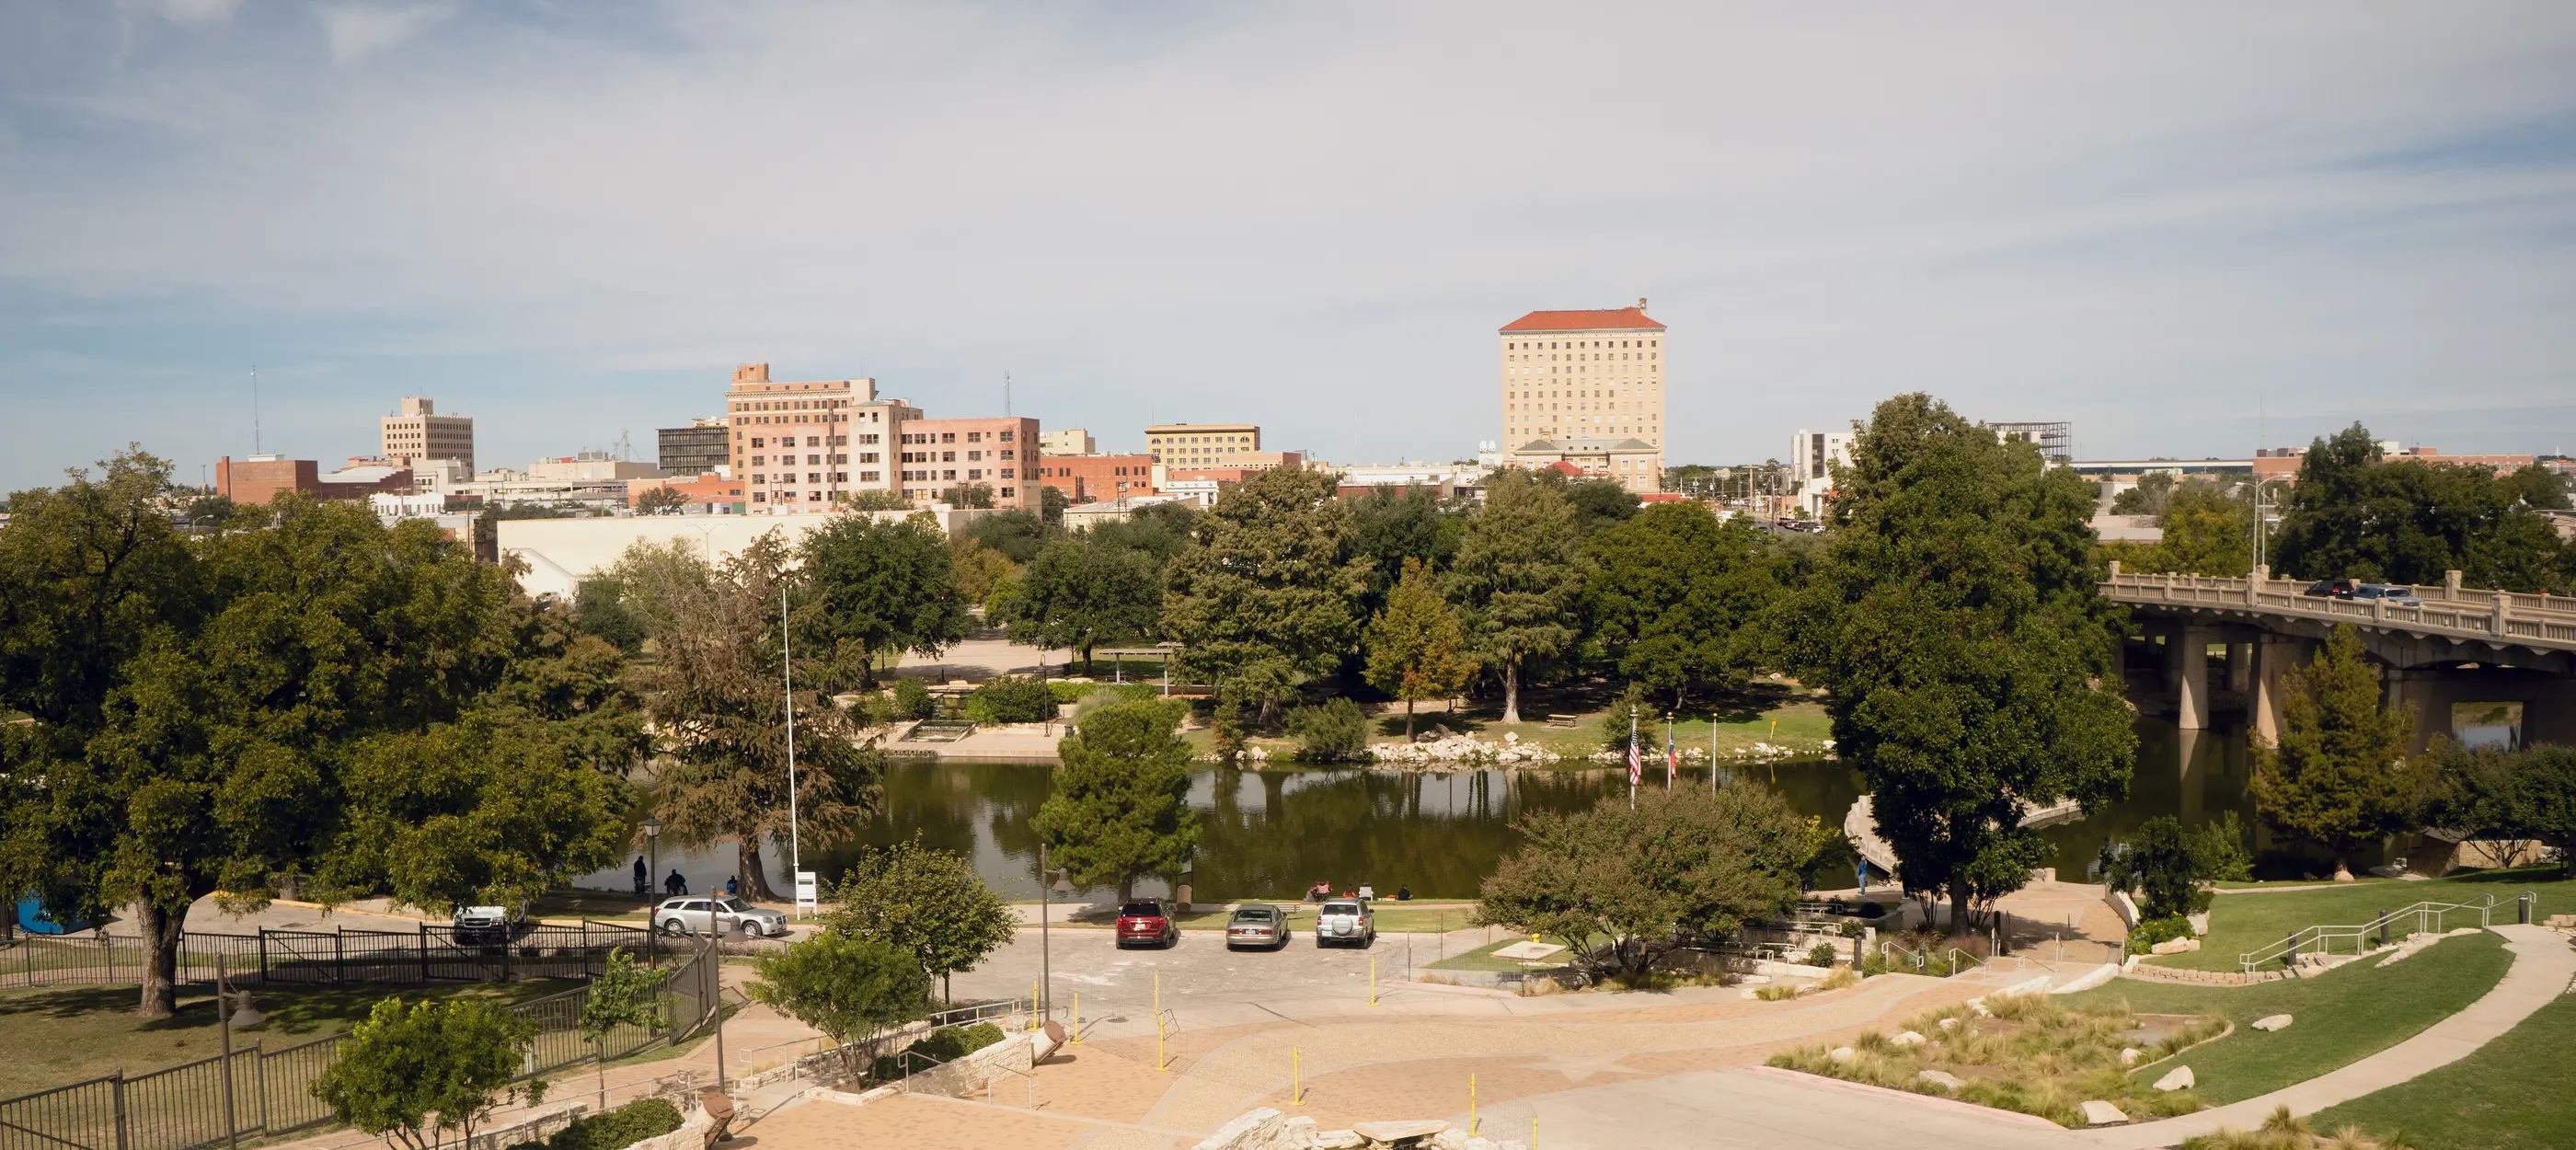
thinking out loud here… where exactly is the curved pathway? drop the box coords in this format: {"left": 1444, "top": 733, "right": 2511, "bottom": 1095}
{"left": 2071, "top": 924, "right": 2576, "bottom": 1147}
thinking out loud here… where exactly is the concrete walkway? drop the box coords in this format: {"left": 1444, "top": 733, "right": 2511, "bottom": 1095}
{"left": 2071, "top": 924, "right": 2576, "bottom": 1147}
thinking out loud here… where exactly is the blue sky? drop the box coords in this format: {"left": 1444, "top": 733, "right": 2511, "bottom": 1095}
{"left": 5, "top": 2, "right": 2575, "bottom": 491}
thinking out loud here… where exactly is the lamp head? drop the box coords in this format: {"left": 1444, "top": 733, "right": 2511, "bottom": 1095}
{"left": 640, "top": 815, "right": 662, "bottom": 839}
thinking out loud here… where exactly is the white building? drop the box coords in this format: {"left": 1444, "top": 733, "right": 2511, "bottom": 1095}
{"left": 1790, "top": 428, "right": 1854, "bottom": 518}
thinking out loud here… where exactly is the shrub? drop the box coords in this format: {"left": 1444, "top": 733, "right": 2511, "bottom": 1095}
{"left": 2128, "top": 914, "right": 2195, "bottom": 956}
{"left": 967, "top": 676, "right": 1056, "bottom": 724}
{"left": 507, "top": 1098, "right": 683, "bottom": 1150}
{"left": 1049, "top": 681, "right": 1157, "bottom": 705}
{"left": 893, "top": 677, "right": 934, "bottom": 720}
{"left": 1805, "top": 942, "right": 1841, "bottom": 968}
{"left": 2101, "top": 813, "right": 2252, "bottom": 919}
{"left": 1286, "top": 698, "right": 1370, "bottom": 762}
{"left": 868, "top": 1022, "right": 1010, "bottom": 1080}
{"left": 1596, "top": 683, "right": 1654, "bottom": 752}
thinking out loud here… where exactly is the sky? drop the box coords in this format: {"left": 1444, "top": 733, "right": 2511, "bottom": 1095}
{"left": 5, "top": 2, "right": 2576, "bottom": 492}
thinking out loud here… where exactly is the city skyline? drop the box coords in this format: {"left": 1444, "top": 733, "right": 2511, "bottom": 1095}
{"left": 6, "top": 5, "right": 2576, "bottom": 491}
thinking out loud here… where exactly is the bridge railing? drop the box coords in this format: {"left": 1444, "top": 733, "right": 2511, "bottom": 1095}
{"left": 2100, "top": 569, "right": 2576, "bottom": 650}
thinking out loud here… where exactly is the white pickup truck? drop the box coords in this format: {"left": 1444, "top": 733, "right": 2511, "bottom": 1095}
{"left": 1315, "top": 900, "right": 1375, "bottom": 949}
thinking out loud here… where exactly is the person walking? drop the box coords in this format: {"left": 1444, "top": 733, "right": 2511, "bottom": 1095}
{"left": 632, "top": 856, "right": 649, "bottom": 896}
{"left": 724, "top": 875, "right": 740, "bottom": 897}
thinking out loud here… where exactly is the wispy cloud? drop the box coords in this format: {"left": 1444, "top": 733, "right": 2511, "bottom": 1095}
{"left": 315, "top": 1, "right": 450, "bottom": 65}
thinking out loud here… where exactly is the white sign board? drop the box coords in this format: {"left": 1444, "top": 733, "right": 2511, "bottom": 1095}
{"left": 794, "top": 870, "right": 819, "bottom": 917}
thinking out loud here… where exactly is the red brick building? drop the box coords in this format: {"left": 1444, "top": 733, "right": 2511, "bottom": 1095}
{"left": 1035, "top": 454, "right": 1156, "bottom": 503}
{"left": 894, "top": 417, "right": 1041, "bottom": 512}
{"left": 216, "top": 456, "right": 412, "bottom": 505}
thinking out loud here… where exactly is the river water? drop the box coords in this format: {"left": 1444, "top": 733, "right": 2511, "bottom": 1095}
{"left": 602, "top": 714, "right": 2361, "bottom": 903}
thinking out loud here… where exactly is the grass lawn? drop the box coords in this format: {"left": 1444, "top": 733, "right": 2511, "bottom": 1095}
{"left": 2062, "top": 931, "right": 2513, "bottom": 1104}
{"left": 1181, "top": 695, "right": 1835, "bottom": 765}
{"left": 0, "top": 978, "right": 580, "bottom": 1098}
{"left": 2149, "top": 868, "right": 2570, "bottom": 972}
{"left": 2311, "top": 980, "right": 2576, "bottom": 1150}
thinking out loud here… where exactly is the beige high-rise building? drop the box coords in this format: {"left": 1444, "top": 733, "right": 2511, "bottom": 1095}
{"left": 381, "top": 397, "right": 476, "bottom": 470}
{"left": 724, "top": 363, "right": 914, "bottom": 514}
{"left": 1498, "top": 301, "right": 1666, "bottom": 480}
{"left": 1144, "top": 423, "right": 1260, "bottom": 466}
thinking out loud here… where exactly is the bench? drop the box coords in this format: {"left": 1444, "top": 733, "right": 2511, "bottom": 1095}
{"left": 696, "top": 1089, "right": 735, "bottom": 1145}
{"left": 1544, "top": 714, "right": 1581, "bottom": 729}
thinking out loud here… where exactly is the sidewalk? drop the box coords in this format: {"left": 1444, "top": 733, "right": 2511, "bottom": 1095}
{"left": 2070, "top": 924, "right": 2576, "bottom": 1147}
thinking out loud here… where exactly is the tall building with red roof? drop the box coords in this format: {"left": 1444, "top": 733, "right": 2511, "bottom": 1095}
{"left": 1498, "top": 300, "right": 1667, "bottom": 489}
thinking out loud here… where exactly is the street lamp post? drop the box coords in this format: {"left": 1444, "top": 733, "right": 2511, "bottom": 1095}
{"left": 214, "top": 962, "right": 263, "bottom": 1150}
{"left": 641, "top": 816, "right": 663, "bottom": 961}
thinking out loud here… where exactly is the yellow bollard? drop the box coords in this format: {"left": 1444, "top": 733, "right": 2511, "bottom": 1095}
{"left": 1532, "top": 1114, "right": 1538, "bottom": 1149}
{"left": 1030, "top": 979, "right": 1042, "bottom": 1031}
{"left": 1292, "top": 1047, "right": 1304, "bottom": 1105}
{"left": 1070, "top": 992, "right": 1083, "bottom": 1045}
{"left": 1469, "top": 1073, "right": 1478, "bottom": 1135}
{"left": 1368, "top": 955, "right": 1378, "bottom": 1006}
{"left": 1156, "top": 1011, "right": 1169, "bottom": 1072}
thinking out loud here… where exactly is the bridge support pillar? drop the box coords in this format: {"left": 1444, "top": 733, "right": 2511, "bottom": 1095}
{"left": 2250, "top": 635, "right": 2310, "bottom": 749}
{"left": 2226, "top": 641, "right": 2253, "bottom": 694}
{"left": 2173, "top": 626, "right": 2213, "bottom": 730}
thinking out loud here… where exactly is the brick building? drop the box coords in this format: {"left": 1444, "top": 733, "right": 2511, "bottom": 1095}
{"left": 1034, "top": 454, "right": 1156, "bottom": 503}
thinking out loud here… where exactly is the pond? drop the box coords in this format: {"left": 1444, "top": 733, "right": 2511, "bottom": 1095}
{"left": 599, "top": 713, "right": 2370, "bottom": 903}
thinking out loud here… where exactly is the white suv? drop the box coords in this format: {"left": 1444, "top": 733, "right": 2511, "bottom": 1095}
{"left": 1315, "top": 900, "right": 1375, "bottom": 949}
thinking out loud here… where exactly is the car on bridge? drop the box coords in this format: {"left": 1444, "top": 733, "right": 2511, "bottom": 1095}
{"left": 2302, "top": 578, "right": 2361, "bottom": 599}
{"left": 2355, "top": 583, "right": 2424, "bottom": 607}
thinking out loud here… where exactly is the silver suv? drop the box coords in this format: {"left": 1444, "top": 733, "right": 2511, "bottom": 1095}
{"left": 1315, "top": 900, "right": 1375, "bottom": 949}
{"left": 653, "top": 895, "right": 789, "bottom": 938}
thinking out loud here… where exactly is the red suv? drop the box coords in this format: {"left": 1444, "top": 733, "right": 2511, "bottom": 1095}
{"left": 1115, "top": 900, "right": 1179, "bottom": 949}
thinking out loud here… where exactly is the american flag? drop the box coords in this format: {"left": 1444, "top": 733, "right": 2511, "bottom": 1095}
{"left": 1627, "top": 738, "right": 1642, "bottom": 788}
{"left": 1666, "top": 731, "right": 1678, "bottom": 785}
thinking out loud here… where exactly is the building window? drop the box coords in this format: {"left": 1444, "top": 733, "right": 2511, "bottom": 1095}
{"left": 968, "top": 469, "right": 983, "bottom": 480}
{"left": 967, "top": 450, "right": 983, "bottom": 461}
{"left": 942, "top": 469, "right": 956, "bottom": 481}
{"left": 941, "top": 432, "right": 956, "bottom": 443}
{"left": 942, "top": 451, "right": 956, "bottom": 463}
{"left": 1000, "top": 487, "right": 1015, "bottom": 498}
{"left": 751, "top": 437, "right": 765, "bottom": 448}
{"left": 1000, "top": 468, "right": 1014, "bottom": 478}
{"left": 753, "top": 492, "right": 767, "bottom": 502}
{"left": 808, "top": 490, "right": 822, "bottom": 501}
{"left": 860, "top": 470, "right": 880, "bottom": 481}
{"left": 966, "top": 431, "right": 983, "bottom": 443}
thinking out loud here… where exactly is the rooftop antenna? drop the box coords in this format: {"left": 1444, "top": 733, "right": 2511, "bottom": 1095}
{"left": 1004, "top": 371, "right": 1012, "bottom": 418}
{"left": 250, "top": 365, "right": 261, "bottom": 454}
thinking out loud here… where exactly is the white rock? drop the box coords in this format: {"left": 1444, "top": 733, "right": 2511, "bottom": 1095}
{"left": 1351, "top": 1121, "right": 1449, "bottom": 1144}
{"left": 1277, "top": 1116, "right": 1317, "bottom": 1146}
{"left": 2252, "top": 1014, "right": 2294, "bottom": 1032}
{"left": 1195, "top": 1109, "right": 1284, "bottom": 1150}
{"left": 2079, "top": 1100, "right": 2130, "bottom": 1126}
{"left": 1311, "top": 1132, "right": 1363, "bottom": 1150}
{"left": 1828, "top": 1046, "right": 1856, "bottom": 1062}
{"left": 1938, "top": 1018, "right": 1958, "bottom": 1030}
{"left": 1917, "top": 1070, "right": 1964, "bottom": 1089}
{"left": 1431, "top": 1130, "right": 1472, "bottom": 1150}
{"left": 2117, "top": 1048, "right": 2142, "bottom": 1066}
{"left": 2154, "top": 1066, "right": 2195, "bottom": 1092}
{"left": 1890, "top": 1030, "right": 1926, "bottom": 1047}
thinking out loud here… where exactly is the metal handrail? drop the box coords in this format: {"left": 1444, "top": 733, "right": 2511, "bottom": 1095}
{"left": 2236, "top": 896, "right": 2522, "bottom": 972}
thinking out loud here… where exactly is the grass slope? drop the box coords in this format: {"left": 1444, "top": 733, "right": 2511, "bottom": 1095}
{"left": 2149, "top": 868, "right": 2570, "bottom": 973}
{"left": 2312, "top": 984, "right": 2576, "bottom": 1150}
{"left": 2063, "top": 931, "right": 2512, "bottom": 1104}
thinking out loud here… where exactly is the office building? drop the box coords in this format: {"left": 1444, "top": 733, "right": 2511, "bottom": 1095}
{"left": 659, "top": 420, "right": 730, "bottom": 477}
{"left": 1790, "top": 429, "right": 1854, "bottom": 517}
{"left": 1035, "top": 454, "right": 1156, "bottom": 503}
{"left": 217, "top": 455, "right": 414, "bottom": 505}
{"left": 1145, "top": 423, "right": 1260, "bottom": 466}
{"left": 894, "top": 417, "right": 1041, "bottom": 511}
{"left": 724, "top": 362, "right": 915, "bottom": 514}
{"left": 1499, "top": 302, "right": 1666, "bottom": 474}
{"left": 1502, "top": 438, "right": 1662, "bottom": 494}
{"left": 380, "top": 397, "right": 476, "bottom": 471}
{"left": 1984, "top": 420, "right": 2074, "bottom": 463}
{"left": 1041, "top": 427, "right": 1097, "bottom": 455}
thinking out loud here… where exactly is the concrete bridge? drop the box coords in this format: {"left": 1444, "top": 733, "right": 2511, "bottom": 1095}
{"left": 2101, "top": 566, "right": 2576, "bottom": 751}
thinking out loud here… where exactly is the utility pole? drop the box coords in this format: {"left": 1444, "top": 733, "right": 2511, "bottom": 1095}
{"left": 250, "top": 365, "right": 260, "bottom": 454}
{"left": 782, "top": 586, "right": 800, "bottom": 887}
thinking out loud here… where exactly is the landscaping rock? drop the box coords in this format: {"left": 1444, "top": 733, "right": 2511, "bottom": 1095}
{"left": 1351, "top": 1120, "right": 1449, "bottom": 1144}
{"left": 2252, "top": 1014, "right": 2294, "bottom": 1032}
{"left": 2149, "top": 937, "right": 2201, "bottom": 955}
{"left": 1195, "top": 1108, "right": 1284, "bottom": 1150}
{"left": 2118, "top": 1048, "right": 2142, "bottom": 1066}
{"left": 2154, "top": 1066, "right": 2195, "bottom": 1092}
{"left": 1938, "top": 1018, "right": 1958, "bottom": 1031}
{"left": 1312, "top": 1133, "right": 1364, "bottom": 1150}
{"left": 1917, "top": 1070, "right": 1964, "bottom": 1089}
{"left": 1890, "top": 1030, "right": 1926, "bottom": 1047}
{"left": 2079, "top": 1100, "right": 2130, "bottom": 1126}
{"left": 1828, "top": 1046, "right": 1856, "bottom": 1063}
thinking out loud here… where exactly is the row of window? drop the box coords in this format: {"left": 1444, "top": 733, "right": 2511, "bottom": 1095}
{"left": 750, "top": 454, "right": 880, "bottom": 466}
{"left": 1147, "top": 433, "right": 1250, "bottom": 445}
{"left": 899, "top": 449, "right": 1013, "bottom": 463}
{"left": 901, "top": 487, "right": 1018, "bottom": 500}
{"left": 1505, "top": 339, "right": 1659, "bottom": 350}
{"left": 897, "top": 467, "right": 1016, "bottom": 482}
{"left": 899, "top": 431, "right": 1016, "bottom": 444}
{"left": 731, "top": 397, "right": 857, "bottom": 412}
{"left": 746, "top": 435, "right": 859, "bottom": 449}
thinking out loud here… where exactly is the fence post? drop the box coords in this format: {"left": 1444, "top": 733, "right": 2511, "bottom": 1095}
{"left": 257, "top": 1041, "right": 270, "bottom": 1137}
{"left": 258, "top": 928, "right": 270, "bottom": 985}
{"left": 335, "top": 930, "right": 346, "bottom": 985}
{"left": 2521, "top": 894, "right": 2533, "bottom": 926}
{"left": 112, "top": 1067, "right": 130, "bottom": 1150}
{"left": 501, "top": 931, "right": 513, "bottom": 983}
{"left": 420, "top": 922, "right": 431, "bottom": 983}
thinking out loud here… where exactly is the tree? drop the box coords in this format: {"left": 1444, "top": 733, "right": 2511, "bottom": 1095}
{"left": 940, "top": 483, "right": 995, "bottom": 510}
{"left": 1029, "top": 699, "right": 1199, "bottom": 902}
{"left": 576, "top": 948, "right": 666, "bottom": 1108}
{"left": 745, "top": 931, "right": 932, "bottom": 1076}
{"left": 799, "top": 513, "right": 970, "bottom": 688}
{"left": 1448, "top": 468, "right": 1586, "bottom": 724}
{"left": 1286, "top": 697, "right": 1370, "bottom": 762}
{"left": 573, "top": 573, "right": 648, "bottom": 653}
{"left": 824, "top": 836, "right": 1017, "bottom": 1001}
{"left": 1161, "top": 467, "right": 1369, "bottom": 724}
{"left": 1348, "top": 487, "right": 1460, "bottom": 621}
{"left": 310, "top": 996, "right": 544, "bottom": 1150}
{"left": 1362, "top": 557, "right": 1472, "bottom": 738}
{"left": 622, "top": 535, "right": 885, "bottom": 900}
{"left": 1085, "top": 501, "right": 1199, "bottom": 564}
{"left": 2099, "top": 813, "right": 2250, "bottom": 921}
{"left": 840, "top": 489, "right": 913, "bottom": 511}
{"left": 2252, "top": 625, "right": 2421, "bottom": 879}
{"left": 1777, "top": 396, "right": 2135, "bottom": 932}
{"left": 2421, "top": 744, "right": 2576, "bottom": 876}
{"left": 633, "top": 486, "right": 689, "bottom": 515}
{"left": 1582, "top": 501, "right": 1778, "bottom": 709}
{"left": 948, "top": 540, "right": 1020, "bottom": 608}
{"left": 2272, "top": 423, "right": 2571, "bottom": 592}
{"left": 999, "top": 535, "right": 1160, "bottom": 672}
{"left": 2098, "top": 481, "right": 2256, "bottom": 578}
{"left": 960, "top": 509, "right": 1051, "bottom": 564}
{"left": 0, "top": 453, "right": 571, "bottom": 1018}
{"left": 2109, "top": 471, "right": 2177, "bottom": 516}
{"left": 1477, "top": 786, "right": 1807, "bottom": 982}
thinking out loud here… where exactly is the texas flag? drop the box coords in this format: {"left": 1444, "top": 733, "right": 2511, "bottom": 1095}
{"left": 1627, "top": 738, "right": 1642, "bottom": 788}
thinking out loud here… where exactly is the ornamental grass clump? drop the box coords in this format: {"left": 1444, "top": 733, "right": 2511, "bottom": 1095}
{"left": 2180, "top": 1107, "right": 2415, "bottom": 1150}
{"left": 1766, "top": 995, "right": 2214, "bottom": 1128}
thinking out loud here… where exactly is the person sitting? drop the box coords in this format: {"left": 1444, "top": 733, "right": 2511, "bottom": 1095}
{"left": 1357, "top": 883, "right": 1376, "bottom": 902}
{"left": 724, "top": 875, "right": 740, "bottom": 896}
{"left": 1395, "top": 885, "right": 1412, "bottom": 902}
{"left": 1306, "top": 881, "right": 1330, "bottom": 903}
{"left": 665, "top": 870, "right": 688, "bottom": 896}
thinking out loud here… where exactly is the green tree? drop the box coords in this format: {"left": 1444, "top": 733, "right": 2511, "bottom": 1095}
{"left": 2099, "top": 813, "right": 2251, "bottom": 921}
{"left": 1161, "top": 467, "right": 1370, "bottom": 724}
{"left": 1777, "top": 396, "right": 2135, "bottom": 931}
{"left": 1029, "top": 699, "right": 1199, "bottom": 902}
{"left": 633, "top": 486, "right": 689, "bottom": 515}
{"left": 1286, "top": 697, "right": 1370, "bottom": 762}
{"left": 572, "top": 573, "right": 648, "bottom": 653}
{"left": 2272, "top": 423, "right": 2571, "bottom": 592}
{"left": 1582, "top": 501, "right": 1778, "bottom": 709}
{"left": 2252, "top": 625, "right": 2421, "bottom": 878}
{"left": 2421, "top": 744, "right": 2576, "bottom": 877}
{"left": 940, "top": 483, "right": 996, "bottom": 510}
{"left": 1000, "top": 535, "right": 1161, "bottom": 673}
{"left": 310, "top": 996, "right": 544, "bottom": 1150}
{"left": 963, "top": 509, "right": 1052, "bottom": 564}
{"left": 576, "top": 948, "right": 666, "bottom": 1109}
{"left": 2109, "top": 471, "right": 2176, "bottom": 516}
{"left": 1362, "top": 557, "right": 1473, "bottom": 738}
{"left": 624, "top": 535, "right": 885, "bottom": 900}
{"left": 1448, "top": 468, "right": 1586, "bottom": 724}
{"left": 1556, "top": 476, "right": 1640, "bottom": 537}
{"left": 824, "top": 836, "right": 1018, "bottom": 1002}
{"left": 745, "top": 931, "right": 932, "bottom": 1076}
{"left": 1084, "top": 500, "right": 1199, "bottom": 564}
{"left": 799, "top": 513, "right": 969, "bottom": 688}
{"left": 1477, "top": 786, "right": 1807, "bottom": 982}
{"left": 1347, "top": 486, "right": 1461, "bottom": 621}
{"left": 948, "top": 540, "right": 1020, "bottom": 608}
{"left": 840, "top": 489, "right": 914, "bottom": 512}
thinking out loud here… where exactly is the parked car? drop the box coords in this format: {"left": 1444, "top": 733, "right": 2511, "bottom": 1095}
{"left": 653, "top": 895, "right": 789, "bottom": 938}
{"left": 2302, "top": 579, "right": 2360, "bottom": 599}
{"left": 1116, "top": 900, "right": 1179, "bottom": 949}
{"left": 1225, "top": 904, "right": 1291, "bottom": 950}
{"left": 2354, "top": 583, "right": 2423, "bottom": 606}
{"left": 452, "top": 905, "right": 517, "bottom": 946}
{"left": 1315, "top": 900, "right": 1375, "bottom": 949}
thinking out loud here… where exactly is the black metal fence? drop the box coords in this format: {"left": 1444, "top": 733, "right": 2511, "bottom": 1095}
{"left": 0, "top": 945, "right": 717, "bottom": 1150}
{"left": 0, "top": 922, "right": 651, "bottom": 993}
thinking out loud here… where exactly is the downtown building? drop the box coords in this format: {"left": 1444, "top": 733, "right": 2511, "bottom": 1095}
{"left": 1498, "top": 302, "right": 1667, "bottom": 493}
{"left": 721, "top": 363, "right": 1039, "bottom": 513}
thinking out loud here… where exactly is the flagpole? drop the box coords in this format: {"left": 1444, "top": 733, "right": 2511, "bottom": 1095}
{"left": 1628, "top": 712, "right": 1637, "bottom": 810}
{"left": 1665, "top": 713, "right": 1674, "bottom": 790}
{"left": 783, "top": 585, "right": 800, "bottom": 883}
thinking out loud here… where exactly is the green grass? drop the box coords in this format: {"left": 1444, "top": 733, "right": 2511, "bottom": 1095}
{"left": 1179, "top": 696, "right": 1834, "bottom": 766}
{"left": 2312, "top": 981, "right": 2576, "bottom": 1150}
{"left": 0, "top": 978, "right": 580, "bottom": 1098}
{"left": 2149, "top": 868, "right": 2570, "bottom": 972}
{"left": 1768, "top": 993, "right": 2215, "bottom": 1128}
{"left": 2062, "top": 931, "right": 2513, "bottom": 1104}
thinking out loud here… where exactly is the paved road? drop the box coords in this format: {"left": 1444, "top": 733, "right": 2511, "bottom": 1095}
{"left": 1495, "top": 1067, "right": 2073, "bottom": 1150}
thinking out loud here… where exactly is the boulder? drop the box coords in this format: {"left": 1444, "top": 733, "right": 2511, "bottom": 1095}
{"left": 1195, "top": 1109, "right": 1285, "bottom": 1150}
{"left": 1938, "top": 1018, "right": 1958, "bottom": 1031}
{"left": 1917, "top": 1070, "right": 1964, "bottom": 1089}
{"left": 1312, "top": 1133, "right": 1364, "bottom": 1150}
{"left": 2118, "top": 1048, "right": 2142, "bottom": 1067}
{"left": 1890, "top": 1030, "right": 1926, "bottom": 1047}
{"left": 2154, "top": 1066, "right": 2195, "bottom": 1092}
{"left": 2149, "top": 937, "right": 2202, "bottom": 955}
{"left": 2079, "top": 1100, "right": 2130, "bottom": 1126}
{"left": 1278, "top": 1116, "right": 1318, "bottom": 1146}
{"left": 1828, "top": 1046, "right": 1856, "bottom": 1063}
{"left": 2252, "top": 1014, "right": 2294, "bottom": 1032}
{"left": 1351, "top": 1120, "right": 1449, "bottom": 1144}
{"left": 1432, "top": 1130, "right": 1471, "bottom": 1150}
